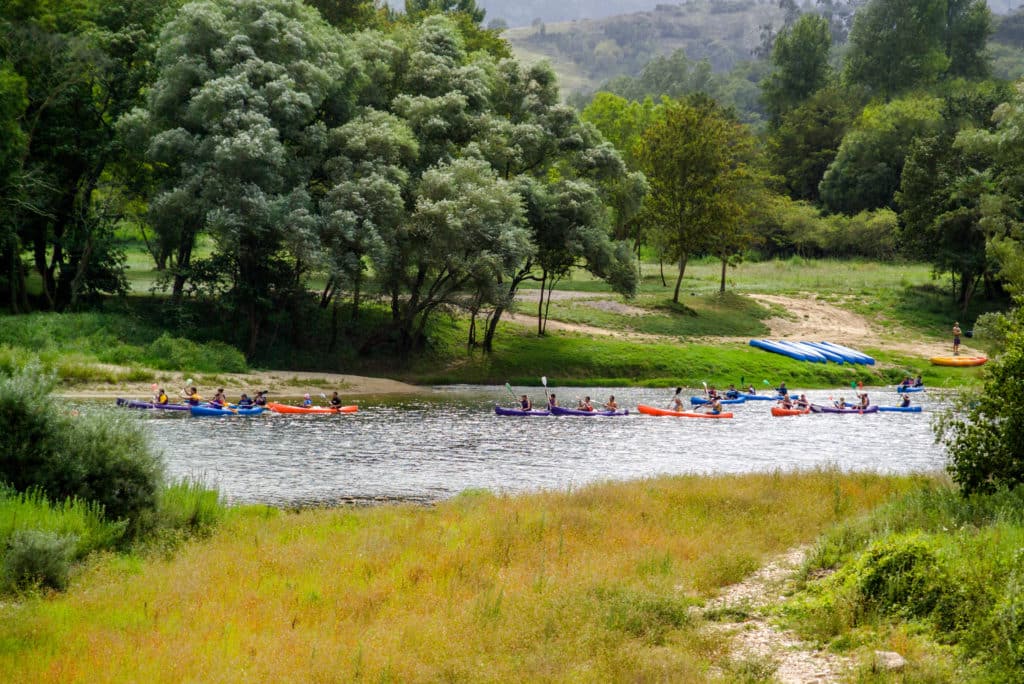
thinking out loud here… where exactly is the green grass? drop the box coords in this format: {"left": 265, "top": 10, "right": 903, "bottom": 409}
{"left": 783, "top": 482, "right": 1024, "bottom": 682}
{"left": 0, "top": 471, "right": 916, "bottom": 683}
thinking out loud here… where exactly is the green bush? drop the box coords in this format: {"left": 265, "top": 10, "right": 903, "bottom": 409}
{"left": 2, "top": 529, "right": 76, "bottom": 591}
{"left": 0, "top": 365, "right": 162, "bottom": 539}
{"left": 854, "top": 535, "right": 946, "bottom": 619}
{"left": 157, "top": 479, "right": 226, "bottom": 537}
{"left": 0, "top": 486, "right": 127, "bottom": 558}
{"left": 144, "top": 333, "right": 247, "bottom": 373}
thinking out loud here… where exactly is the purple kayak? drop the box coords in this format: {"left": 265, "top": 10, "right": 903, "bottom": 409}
{"left": 809, "top": 404, "right": 879, "bottom": 414}
{"left": 550, "top": 405, "right": 629, "bottom": 417}
{"left": 116, "top": 398, "right": 190, "bottom": 411}
{"left": 494, "top": 405, "right": 551, "bottom": 417}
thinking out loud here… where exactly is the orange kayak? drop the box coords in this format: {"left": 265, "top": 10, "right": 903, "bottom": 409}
{"left": 637, "top": 404, "right": 733, "bottom": 419}
{"left": 267, "top": 402, "right": 358, "bottom": 414}
{"left": 930, "top": 356, "right": 987, "bottom": 367}
{"left": 771, "top": 406, "right": 811, "bottom": 416}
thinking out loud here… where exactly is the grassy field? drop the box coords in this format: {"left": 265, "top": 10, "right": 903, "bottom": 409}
{"left": 0, "top": 471, "right": 918, "bottom": 683}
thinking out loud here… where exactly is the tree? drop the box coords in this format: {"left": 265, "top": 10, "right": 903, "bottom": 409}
{"left": 844, "top": 0, "right": 992, "bottom": 98}
{"left": 820, "top": 94, "right": 944, "bottom": 215}
{"left": 762, "top": 14, "right": 832, "bottom": 125}
{"left": 132, "top": 0, "right": 358, "bottom": 355}
{"left": 304, "top": 0, "right": 380, "bottom": 31}
{"left": 635, "top": 98, "right": 757, "bottom": 303}
{"left": 767, "top": 86, "right": 860, "bottom": 203}
{"left": 0, "top": 62, "right": 28, "bottom": 312}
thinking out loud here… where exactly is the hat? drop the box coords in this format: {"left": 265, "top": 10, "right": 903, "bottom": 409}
{"left": 304, "top": 393, "right": 310, "bottom": 399}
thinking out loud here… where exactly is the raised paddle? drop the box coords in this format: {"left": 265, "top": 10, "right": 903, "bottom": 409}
{"left": 504, "top": 382, "right": 518, "bottom": 406}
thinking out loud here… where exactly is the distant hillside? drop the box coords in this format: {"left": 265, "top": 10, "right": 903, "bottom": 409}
{"left": 505, "top": 0, "right": 783, "bottom": 95}
{"left": 484, "top": 0, "right": 1024, "bottom": 28}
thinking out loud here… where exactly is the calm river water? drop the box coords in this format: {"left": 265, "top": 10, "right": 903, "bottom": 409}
{"left": 136, "top": 385, "right": 948, "bottom": 507}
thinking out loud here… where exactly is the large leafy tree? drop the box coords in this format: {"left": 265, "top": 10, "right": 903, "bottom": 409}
{"left": 762, "top": 13, "right": 832, "bottom": 125}
{"left": 131, "top": 0, "right": 358, "bottom": 355}
{"left": 636, "top": 97, "right": 757, "bottom": 303}
{"left": 0, "top": 0, "right": 172, "bottom": 311}
{"left": 819, "top": 94, "right": 943, "bottom": 215}
{"left": 844, "top": 0, "right": 991, "bottom": 98}
{"left": 0, "top": 62, "right": 28, "bottom": 312}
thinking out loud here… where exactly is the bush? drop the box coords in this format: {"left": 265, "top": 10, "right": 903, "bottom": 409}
{"left": 0, "top": 365, "right": 163, "bottom": 540}
{"left": 938, "top": 315, "right": 1024, "bottom": 494}
{"left": 157, "top": 479, "right": 225, "bottom": 537}
{"left": 2, "top": 529, "right": 76, "bottom": 591}
{"left": 144, "top": 333, "right": 247, "bottom": 373}
{"left": 0, "top": 485, "right": 127, "bottom": 558}
{"left": 855, "top": 535, "right": 945, "bottom": 619}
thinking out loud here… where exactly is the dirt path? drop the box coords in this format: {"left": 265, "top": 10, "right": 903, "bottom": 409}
{"left": 703, "top": 546, "right": 849, "bottom": 683}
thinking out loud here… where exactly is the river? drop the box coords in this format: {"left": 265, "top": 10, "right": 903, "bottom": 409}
{"left": 137, "top": 385, "right": 947, "bottom": 507}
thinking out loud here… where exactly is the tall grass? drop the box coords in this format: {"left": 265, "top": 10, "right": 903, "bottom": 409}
{"left": 0, "top": 471, "right": 916, "bottom": 682}
{"left": 785, "top": 482, "right": 1024, "bottom": 681}
{"left": 0, "top": 486, "right": 127, "bottom": 560}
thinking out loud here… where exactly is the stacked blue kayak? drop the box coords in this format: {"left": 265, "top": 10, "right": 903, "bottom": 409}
{"left": 749, "top": 340, "right": 875, "bottom": 365}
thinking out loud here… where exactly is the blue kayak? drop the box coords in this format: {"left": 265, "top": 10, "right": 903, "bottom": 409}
{"left": 190, "top": 405, "right": 264, "bottom": 417}
{"left": 750, "top": 339, "right": 813, "bottom": 362}
{"left": 737, "top": 393, "right": 783, "bottom": 401}
{"left": 896, "top": 386, "right": 925, "bottom": 393}
{"left": 494, "top": 405, "right": 551, "bottom": 416}
{"left": 797, "top": 342, "right": 845, "bottom": 364}
{"left": 690, "top": 396, "right": 745, "bottom": 405}
{"left": 817, "top": 341, "right": 875, "bottom": 365}
{"left": 877, "top": 405, "right": 923, "bottom": 413}
{"left": 777, "top": 341, "right": 828, "bottom": 363}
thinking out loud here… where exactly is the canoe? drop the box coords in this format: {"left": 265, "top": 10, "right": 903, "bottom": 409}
{"left": 817, "top": 341, "right": 875, "bottom": 365}
{"left": 637, "top": 404, "right": 733, "bottom": 419}
{"left": 190, "top": 405, "right": 264, "bottom": 417}
{"left": 750, "top": 339, "right": 817, "bottom": 362}
{"left": 896, "top": 386, "right": 925, "bottom": 393}
{"left": 809, "top": 404, "right": 879, "bottom": 414}
{"left": 877, "top": 406, "right": 923, "bottom": 413}
{"left": 115, "top": 398, "right": 190, "bottom": 411}
{"left": 549, "top": 405, "right": 629, "bottom": 417}
{"left": 777, "top": 340, "right": 828, "bottom": 363}
{"left": 930, "top": 356, "right": 987, "bottom": 367}
{"left": 797, "top": 342, "right": 845, "bottom": 364}
{"left": 738, "top": 393, "right": 783, "bottom": 401}
{"left": 690, "top": 396, "right": 746, "bottom": 405}
{"left": 494, "top": 405, "right": 551, "bottom": 416}
{"left": 266, "top": 402, "right": 358, "bottom": 414}
{"left": 770, "top": 406, "right": 811, "bottom": 416}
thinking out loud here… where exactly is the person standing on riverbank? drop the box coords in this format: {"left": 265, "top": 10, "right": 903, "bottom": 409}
{"left": 953, "top": 321, "right": 962, "bottom": 355}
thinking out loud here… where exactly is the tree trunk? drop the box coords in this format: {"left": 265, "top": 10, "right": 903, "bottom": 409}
{"left": 719, "top": 256, "right": 727, "bottom": 294}
{"left": 659, "top": 256, "right": 666, "bottom": 287}
{"left": 536, "top": 273, "right": 546, "bottom": 336}
{"left": 672, "top": 254, "right": 688, "bottom": 303}
{"left": 171, "top": 227, "right": 197, "bottom": 300}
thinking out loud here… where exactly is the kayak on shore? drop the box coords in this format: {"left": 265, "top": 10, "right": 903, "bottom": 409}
{"left": 637, "top": 405, "right": 733, "bottom": 419}
{"left": 267, "top": 402, "right": 358, "bottom": 414}
{"left": 930, "top": 356, "right": 987, "bottom": 367}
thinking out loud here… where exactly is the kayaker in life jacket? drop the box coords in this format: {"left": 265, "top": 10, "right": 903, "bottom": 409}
{"left": 519, "top": 395, "right": 532, "bottom": 410}
{"left": 547, "top": 393, "right": 557, "bottom": 409}
{"left": 858, "top": 392, "right": 869, "bottom": 409}
{"left": 302, "top": 393, "right": 313, "bottom": 407}
{"left": 705, "top": 397, "right": 722, "bottom": 415}
{"left": 747, "top": 385, "right": 756, "bottom": 395}
{"left": 330, "top": 392, "right": 343, "bottom": 408}
{"left": 254, "top": 390, "right": 268, "bottom": 406}
{"left": 795, "top": 394, "right": 810, "bottom": 409}
{"left": 780, "top": 395, "right": 793, "bottom": 409}
{"left": 669, "top": 388, "right": 684, "bottom": 411}
{"left": 914, "top": 375, "right": 923, "bottom": 387}
{"left": 184, "top": 387, "right": 202, "bottom": 406}
{"left": 835, "top": 397, "right": 846, "bottom": 409}
{"left": 237, "top": 393, "right": 253, "bottom": 407}
{"left": 725, "top": 384, "right": 740, "bottom": 399}
{"left": 578, "top": 396, "right": 594, "bottom": 411}
{"left": 211, "top": 388, "right": 227, "bottom": 406}
{"left": 604, "top": 395, "right": 618, "bottom": 410}
{"left": 900, "top": 394, "right": 911, "bottom": 408}
{"left": 155, "top": 389, "right": 169, "bottom": 405}
{"left": 777, "top": 382, "right": 788, "bottom": 396}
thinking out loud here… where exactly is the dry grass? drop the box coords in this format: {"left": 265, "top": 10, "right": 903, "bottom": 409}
{"left": 0, "top": 471, "right": 918, "bottom": 682}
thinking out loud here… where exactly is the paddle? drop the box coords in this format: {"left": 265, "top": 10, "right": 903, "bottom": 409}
{"left": 504, "top": 382, "right": 517, "bottom": 404}
{"left": 541, "top": 376, "right": 548, "bottom": 406}
{"left": 702, "top": 381, "right": 709, "bottom": 397}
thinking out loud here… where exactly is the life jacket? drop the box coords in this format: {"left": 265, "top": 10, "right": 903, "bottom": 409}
{"left": 157, "top": 393, "right": 168, "bottom": 404}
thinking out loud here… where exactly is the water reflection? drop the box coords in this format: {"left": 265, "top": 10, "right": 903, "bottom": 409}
{"left": 138, "top": 385, "right": 948, "bottom": 506}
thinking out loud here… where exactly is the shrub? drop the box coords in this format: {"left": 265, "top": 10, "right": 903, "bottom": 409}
{"left": 2, "top": 529, "right": 76, "bottom": 591}
{"left": 157, "top": 479, "right": 226, "bottom": 537}
{"left": 854, "top": 535, "right": 946, "bottom": 619}
{"left": 0, "top": 365, "right": 163, "bottom": 540}
{"left": 0, "top": 486, "right": 127, "bottom": 558}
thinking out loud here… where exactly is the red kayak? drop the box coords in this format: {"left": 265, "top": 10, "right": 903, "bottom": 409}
{"left": 637, "top": 404, "right": 733, "bottom": 419}
{"left": 771, "top": 406, "right": 811, "bottom": 417}
{"left": 267, "top": 402, "right": 358, "bottom": 414}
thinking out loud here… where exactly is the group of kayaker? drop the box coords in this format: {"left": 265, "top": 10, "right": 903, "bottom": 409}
{"left": 520, "top": 393, "right": 620, "bottom": 412}
{"left": 150, "top": 386, "right": 343, "bottom": 409}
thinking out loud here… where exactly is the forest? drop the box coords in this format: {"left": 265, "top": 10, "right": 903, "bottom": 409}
{"left": 3, "top": 0, "right": 1024, "bottom": 368}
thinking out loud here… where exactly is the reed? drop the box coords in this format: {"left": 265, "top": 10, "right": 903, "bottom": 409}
{"left": 0, "top": 471, "right": 916, "bottom": 682}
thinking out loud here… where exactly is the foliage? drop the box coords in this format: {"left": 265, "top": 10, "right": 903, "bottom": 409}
{"left": 762, "top": 13, "right": 832, "bottom": 125}
{"left": 820, "top": 94, "right": 944, "bottom": 215}
{"left": 0, "top": 365, "right": 162, "bottom": 536}
{"left": 0, "top": 485, "right": 127, "bottom": 560}
{"left": 843, "top": 0, "right": 991, "bottom": 98}
{"left": 1, "top": 529, "right": 76, "bottom": 592}
{"left": 938, "top": 308, "right": 1024, "bottom": 494}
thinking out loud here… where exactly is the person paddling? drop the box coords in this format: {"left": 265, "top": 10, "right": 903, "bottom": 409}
{"left": 577, "top": 396, "right": 594, "bottom": 411}
{"left": 211, "top": 388, "right": 227, "bottom": 406}
{"left": 834, "top": 397, "right": 847, "bottom": 409}
{"left": 795, "top": 394, "right": 810, "bottom": 409}
{"left": 725, "top": 384, "right": 740, "bottom": 399}
{"left": 237, "top": 393, "right": 253, "bottom": 407}
{"left": 183, "top": 386, "right": 202, "bottom": 406}
{"left": 900, "top": 393, "right": 911, "bottom": 408}
{"left": 703, "top": 396, "right": 722, "bottom": 415}
{"left": 330, "top": 392, "right": 343, "bottom": 408}
{"left": 669, "top": 387, "right": 684, "bottom": 411}
{"left": 547, "top": 393, "right": 558, "bottom": 409}
{"left": 603, "top": 395, "right": 618, "bottom": 410}
{"left": 154, "top": 388, "right": 169, "bottom": 405}
{"left": 254, "top": 390, "right": 268, "bottom": 406}
{"left": 519, "top": 394, "right": 532, "bottom": 410}
{"left": 302, "top": 393, "right": 313, "bottom": 407}
{"left": 777, "top": 381, "right": 788, "bottom": 396}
